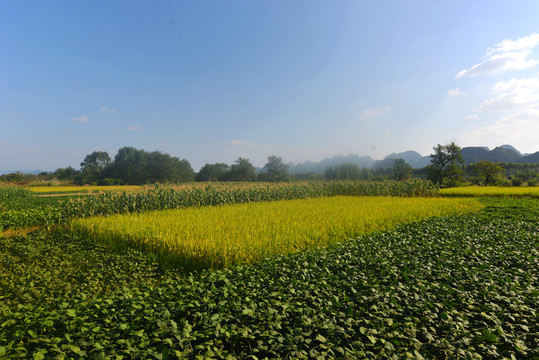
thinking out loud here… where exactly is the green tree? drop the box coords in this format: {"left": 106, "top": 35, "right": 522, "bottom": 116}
{"left": 392, "top": 158, "right": 413, "bottom": 181}
{"left": 196, "top": 163, "right": 230, "bottom": 182}
{"left": 110, "top": 147, "right": 194, "bottom": 184}
{"left": 426, "top": 142, "right": 464, "bottom": 186}
{"left": 261, "top": 156, "right": 290, "bottom": 182}
{"left": 80, "top": 151, "right": 111, "bottom": 183}
{"left": 113, "top": 147, "right": 147, "bottom": 185}
{"left": 473, "top": 161, "right": 504, "bottom": 186}
{"left": 1, "top": 172, "right": 24, "bottom": 183}
{"left": 227, "top": 157, "right": 257, "bottom": 182}
{"left": 324, "top": 163, "right": 361, "bottom": 180}
{"left": 146, "top": 151, "right": 194, "bottom": 183}
{"left": 53, "top": 166, "right": 80, "bottom": 181}
{"left": 360, "top": 167, "right": 373, "bottom": 180}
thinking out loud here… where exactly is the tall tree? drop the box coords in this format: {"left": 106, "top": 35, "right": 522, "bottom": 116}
{"left": 426, "top": 142, "right": 464, "bottom": 186}
{"left": 324, "top": 163, "right": 361, "bottom": 180}
{"left": 146, "top": 151, "right": 194, "bottom": 183}
{"left": 80, "top": 151, "right": 111, "bottom": 183}
{"left": 473, "top": 160, "right": 504, "bottom": 186}
{"left": 261, "top": 156, "right": 289, "bottom": 182}
{"left": 392, "top": 158, "right": 413, "bottom": 181}
{"left": 113, "top": 146, "right": 147, "bottom": 185}
{"left": 227, "top": 157, "right": 257, "bottom": 182}
{"left": 195, "top": 163, "right": 230, "bottom": 182}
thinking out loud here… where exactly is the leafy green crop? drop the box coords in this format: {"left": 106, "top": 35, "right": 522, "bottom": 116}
{"left": 0, "top": 186, "right": 62, "bottom": 211}
{"left": 1, "top": 199, "right": 537, "bottom": 359}
{"left": 0, "top": 186, "right": 64, "bottom": 231}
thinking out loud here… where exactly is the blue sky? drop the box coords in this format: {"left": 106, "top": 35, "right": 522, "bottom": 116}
{"left": 2, "top": 1, "right": 539, "bottom": 172}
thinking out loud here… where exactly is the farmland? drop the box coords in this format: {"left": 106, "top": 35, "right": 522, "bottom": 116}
{"left": 441, "top": 185, "right": 539, "bottom": 198}
{"left": 0, "top": 182, "right": 538, "bottom": 359}
{"left": 70, "top": 196, "right": 482, "bottom": 271}
{"left": 28, "top": 185, "right": 142, "bottom": 195}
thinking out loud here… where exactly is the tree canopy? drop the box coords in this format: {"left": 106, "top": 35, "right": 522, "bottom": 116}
{"left": 225, "top": 157, "right": 258, "bottom": 182}
{"left": 473, "top": 160, "right": 505, "bottom": 186}
{"left": 426, "top": 142, "right": 464, "bottom": 186}
{"left": 259, "top": 156, "right": 290, "bottom": 182}
{"left": 392, "top": 159, "right": 413, "bottom": 181}
{"left": 80, "top": 151, "right": 111, "bottom": 183}
{"left": 195, "top": 163, "right": 230, "bottom": 182}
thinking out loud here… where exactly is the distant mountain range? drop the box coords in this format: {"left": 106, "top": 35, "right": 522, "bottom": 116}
{"left": 288, "top": 145, "right": 539, "bottom": 174}
{"left": 3, "top": 145, "right": 538, "bottom": 176}
{"left": 0, "top": 169, "right": 45, "bottom": 176}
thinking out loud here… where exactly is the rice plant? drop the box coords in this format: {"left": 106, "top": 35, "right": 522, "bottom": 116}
{"left": 70, "top": 196, "right": 482, "bottom": 271}
{"left": 441, "top": 185, "right": 539, "bottom": 198}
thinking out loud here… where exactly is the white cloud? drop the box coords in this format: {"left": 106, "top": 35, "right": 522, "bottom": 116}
{"left": 480, "top": 77, "right": 539, "bottom": 111}
{"left": 467, "top": 114, "right": 479, "bottom": 120}
{"left": 448, "top": 88, "right": 468, "bottom": 96}
{"left": 463, "top": 75, "right": 539, "bottom": 152}
{"left": 360, "top": 106, "right": 390, "bottom": 119}
{"left": 456, "top": 33, "right": 539, "bottom": 78}
{"left": 70, "top": 115, "right": 89, "bottom": 123}
{"left": 230, "top": 139, "right": 254, "bottom": 146}
{"left": 488, "top": 33, "right": 539, "bottom": 54}
{"left": 100, "top": 106, "right": 116, "bottom": 113}
{"left": 126, "top": 125, "right": 143, "bottom": 131}
{"left": 462, "top": 109, "right": 539, "bottom": 151}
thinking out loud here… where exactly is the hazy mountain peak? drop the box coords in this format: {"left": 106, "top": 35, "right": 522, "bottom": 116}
{"left": 499, "top": 144, "right": 522, "bottom": 156}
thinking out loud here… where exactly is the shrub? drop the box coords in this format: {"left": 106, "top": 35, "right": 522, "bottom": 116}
{"left": 495, "top": 178, "right": 512, "bottom": 187}
{"left": 511, "top": 177, "right": 523, "bottom": 187}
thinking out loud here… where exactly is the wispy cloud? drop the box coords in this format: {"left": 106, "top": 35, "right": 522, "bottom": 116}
{"left": 447, "top": 88, "right": 468, "bottom": 96}
{"left": 126, "top": 125, "right": 143, "bottom": 131}
{"left": 230, "top": 139, "right": 255, "bottom": 146}
{"left": 100, "top": 106, "right": 116, "bottom": 113}
{"left": 70, "top": 116, "right": 89, "bottom": 123}
{"left": 360, "top": 106, "right": 390, "bottom": 119}
{"left": 456, "top": 33, "right": 539, "bottom": 78}
{"left": 462, "top": 110, "right": 539, "bottom": 151}
{"left": 480, "top": 77, "right": 539, "bottom": 111}
{"left": 463, "top": 76, "right": 539, "bottom": 151}
{"left": 466, "top": 114, "right": 479, "bottom": 120}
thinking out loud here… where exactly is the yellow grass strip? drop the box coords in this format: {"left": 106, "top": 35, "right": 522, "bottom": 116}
{"left": 71, "top": 196, "right": 483, "bottom": 270}
{"left": 440, "top": 186, "right": 539, "bottom": 198}
{"left": 29, "top": 185, "right": 142, "bottom": 193}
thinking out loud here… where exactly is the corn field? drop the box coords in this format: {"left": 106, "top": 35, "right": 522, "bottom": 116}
{"left": 62, "top": 180, "right": 439, "bottom": 219}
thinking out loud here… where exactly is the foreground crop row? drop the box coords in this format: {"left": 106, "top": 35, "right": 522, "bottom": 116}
{"left": 1, "top": 199, "right": 537, "bottom": 359}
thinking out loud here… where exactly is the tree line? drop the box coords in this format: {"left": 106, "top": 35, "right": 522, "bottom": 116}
{"left": 2, "top": 144, "right": 538, "bottom": 186}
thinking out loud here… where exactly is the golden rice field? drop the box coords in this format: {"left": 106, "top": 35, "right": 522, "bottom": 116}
{"left": 29, "top": 185, "right": 142, "bottom": 194}
{"left": 440, "top": 185, "right": 539, "bottom": 198}
{"left": 71, "top": 196, "right": 483, "bottom": 271}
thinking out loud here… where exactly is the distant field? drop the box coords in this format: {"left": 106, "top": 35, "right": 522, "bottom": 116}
{"left": 28, "top": 185, "right": 142, "bottom": 194}
{"left": 441, "top": 185, "right": 539, "bottom": 197}
{"left": 71, "top": 196, "right": 483, "bottom": 271}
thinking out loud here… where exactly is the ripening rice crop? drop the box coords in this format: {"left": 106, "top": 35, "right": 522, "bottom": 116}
{"left": 441, "top": 185, "right": 539, "bottom": 198}
{"left": 70, "top": 196, "right": 482, "bottom": 271}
